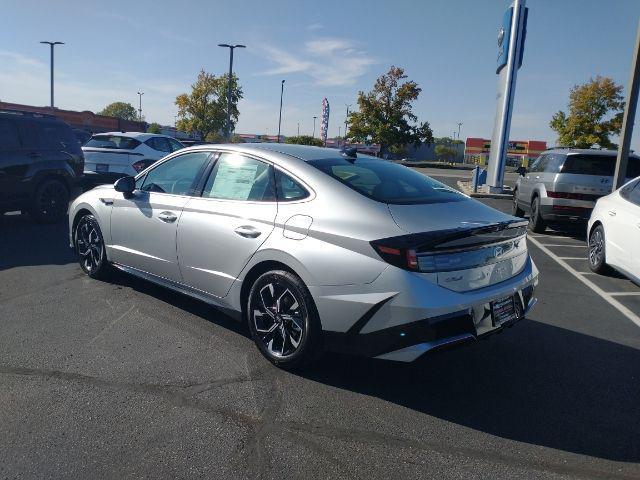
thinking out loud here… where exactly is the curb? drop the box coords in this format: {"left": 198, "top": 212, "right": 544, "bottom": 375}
{"left": 457, "top": 180, "right": 514, "bottom": 199}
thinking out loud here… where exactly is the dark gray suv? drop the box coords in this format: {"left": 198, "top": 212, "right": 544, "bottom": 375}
{"left": 513, "top": 148, "right": 640, "bottom": 233}
{"left": 0, "top": 110, "right": 84, "bottom": 223}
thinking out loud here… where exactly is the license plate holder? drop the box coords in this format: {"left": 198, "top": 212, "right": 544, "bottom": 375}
{"left": 491, "top": 295, "right": 517, "bottom": 327}
{"left": 96, "top": 163, "right": 109, "bottom": 173}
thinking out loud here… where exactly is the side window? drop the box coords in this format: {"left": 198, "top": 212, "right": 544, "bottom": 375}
{"left": 545, "top": 154, "right": 564, "bottom": 173}
{"left": 135, "top": 174, "right": 146, "bottom": 190}
{"left": 275, "top": 170, "right": 309, "bottom": 201}
{"left": 37, "top": 123, "right": 73, "bottom": 149}
{"left": 146, "top": 137, "right": 171, "bottom": 153}
{"left": 0, "top": 119, "right": 21, "bottom": 149}
{"left": 202, "top": 153, "right": 275, "bottom": 202}
{"left": 141, "top": 151, "right": 210, "bottom": 195}
{"left": 168, "top": 138, "right": 184, "bottom": 152}
{"left": 529, "top": 155, "right": 547, "bottom": 173}
{"left": 621, "top": 179, "right": 640, "bottom": 203}
{"left": 628, "top": 183, "right": 640, "bottom": 206}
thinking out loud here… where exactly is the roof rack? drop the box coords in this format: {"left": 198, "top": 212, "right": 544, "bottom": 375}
{"left": 0, "top": 108, "right": 56, "bottom": 119}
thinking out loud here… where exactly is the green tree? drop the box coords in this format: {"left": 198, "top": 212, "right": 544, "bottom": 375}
{"left": 347, "top": 66, "right": 433, "bottom": 156}
{"left": 285, "top": 135, "right": 324, "bottom": 147}
{"left": 147, "top": 122, "right": 162, "bottom": 134}
{"left": 550, "top": 76, "right": 624, "bottom": 148}
{"left": 434, "top": 136, "right": 463, "bottom": 145}
{"left": 175, "top": 69, "right": 243, "bottom": 141}
{"left": 98, "top": 102, "right": 138, "bottom": 121}
{"left": 435, "top": 144, "right": 457, "bottom": 162}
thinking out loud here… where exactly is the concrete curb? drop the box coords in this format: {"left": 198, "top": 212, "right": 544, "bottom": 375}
{"left": 457, "top": 180, "right": 515, "bottom": 199}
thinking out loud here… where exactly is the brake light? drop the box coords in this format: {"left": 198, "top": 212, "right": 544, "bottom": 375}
{"left": 371, "top": 241, "right": 418, "bottom": 271}
{"left": 132, "top": 160, "right": 149, "bottom": 172}
{"left": 547, "top": 191, "right": 600, "bottom": 201}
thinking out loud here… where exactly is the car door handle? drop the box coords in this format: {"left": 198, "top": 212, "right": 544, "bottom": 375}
{"left": 158, "top": 211, "right": 178, "bottom": 223}
{"left": 234, "top": 225, "right": 261, "bottom": 238}
{"left": 608, "top": 210, "right": 617, "bottom": 217}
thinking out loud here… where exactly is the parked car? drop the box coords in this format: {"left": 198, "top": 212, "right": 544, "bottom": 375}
{"left": 587, "top": 176, "right": 640, "bottom": 283}
{"left": 513, "top": 148, "right": 640, "bottom": 233}
{"left": 68, "top": 144, "right": 538, "bottom": 369}
{"left": 0, "top": 109, "right": 84, "bottom": 223}
{"left": 82, "top": 132, "right": 184, "bottom": 186}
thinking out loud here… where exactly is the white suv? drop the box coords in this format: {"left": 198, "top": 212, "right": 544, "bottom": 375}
{"left": 82, "top": 132, "right": 184, "bottom": 186}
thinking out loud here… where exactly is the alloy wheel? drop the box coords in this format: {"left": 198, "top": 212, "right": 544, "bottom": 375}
{"left": 589, "top": 228, "right": 604, "bottom": 266}
{"left": 252, "top": 281, "right": 305, "bottom": 358}
{"left": 76, "top": 219, "right": 103, "bottom": 272}
{"left": 38, "top": 181, "right": 68, "bottom": 220}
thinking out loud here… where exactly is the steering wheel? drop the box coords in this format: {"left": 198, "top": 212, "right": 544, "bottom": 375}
{"left": 171, "top": 178, "right": 193, "bottom": 195}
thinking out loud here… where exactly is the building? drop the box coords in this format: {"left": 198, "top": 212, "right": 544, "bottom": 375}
{"left": 464, "top": 137, "right": 547, "bottom": 167}
{"left": 0, "top": 101, "right": 146, "bottom": 135}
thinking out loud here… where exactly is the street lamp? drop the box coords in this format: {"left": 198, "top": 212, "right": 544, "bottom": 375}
{"left": 312, "top": 116, "right": 317, "bottom": 138}
{"left": 344, "top": 104, "right": 352, "bottom": 145}
{"left": 297, "top": 122, "right": 300, "bottom": 136}
{"left": 277, "top": 80, "right": 285, "bottom": 143}
{"left": 218, "top": 43, "right": 246, "bottom": 141}
{"left": 137, "top": 92, "right": 144, "bottom": 122}
{"left": 40, "top": 41, "right": 64, "bottom": 109}
{"left": 457, "top": 122, "right": 463, "bottom": 140}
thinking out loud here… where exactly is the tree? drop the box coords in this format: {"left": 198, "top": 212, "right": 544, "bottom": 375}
{"left": 550, "top": 76, "right": 624, "bottom": 148}
{"left": 347, "top": 66, "right": 433, "bottom": 156}
{"left": 435, "top": 144, "right": 457, "bottom": 162}
{"left": 285, "top": 135, "right": 324, "bottom": 147}
{"left": 147, "top": 122, "right": 162, "bottom": 134}
{"left": 175, "top": 69, "right": 243, "bottom": 141}
{"left": 98, "top": 102, "right": 138, "bottom": 121}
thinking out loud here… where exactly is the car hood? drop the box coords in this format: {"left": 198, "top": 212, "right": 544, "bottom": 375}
{"left": 387, "top": 198, "right": 516, "bottom": 234}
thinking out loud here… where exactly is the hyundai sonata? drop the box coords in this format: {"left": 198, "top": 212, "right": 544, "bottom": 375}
{"left": 69, "top": 144, "right": 538, "bottom": 369}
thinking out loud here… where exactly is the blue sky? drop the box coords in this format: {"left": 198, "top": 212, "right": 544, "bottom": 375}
{"left": 1, "top": 0, "right": 639, "bottom": 149}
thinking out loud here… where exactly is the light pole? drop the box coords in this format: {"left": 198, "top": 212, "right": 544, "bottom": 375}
{"left": 218, "top": 43, "right": 246, "bottom": 141}
{"left": 277, "top": 80, "right": 285, "bottom": 143}
{"left": 344, "top": 104, "right": 352, "bottom": 145}
{"left": 40, "top": 41, "right": 64, "bottom": 109}
{"left": 338, "top": 126, "right": 342, "bottom": 147}
{"left": 312, "top": 116, "right": 317, "bottom": 138}
{"left": 297, "top": 122, "right": 300, "bottom": 136}
{"left": 457, "top": 122, "right": 463, "bottom": 140}
{"left": 137, "top": 92, "right": 144, "bottom": 122}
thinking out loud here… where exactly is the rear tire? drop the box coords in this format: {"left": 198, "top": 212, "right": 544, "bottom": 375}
{"left": 528, "top": 196, "right": 546, "bottom": 233}
{"left": 29, "top": 178, "right": 69, "bottom": 224}
{"left": 75, "top": 214, "right": 112, "bottom": 279}
{"left": 588, "top": 224, "right": 610, "bottom": 274}
{"left": 247, "top": 270, "right": 322, "bottom": 370}
{"left": 512, "top": 189, "right": 525, "bottom": 217}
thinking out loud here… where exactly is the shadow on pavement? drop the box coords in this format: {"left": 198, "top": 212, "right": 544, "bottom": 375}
{"left": 0, "top": 214, "right": 74, "bottom": 270}
{"left": 301, "top": 320, "right": 640, "bottom": 463}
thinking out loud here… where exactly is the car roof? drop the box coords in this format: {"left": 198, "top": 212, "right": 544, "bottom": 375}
{"left": 546, "top": 148, "right": 634, "bottom": 157}
{"left": 93, "top": 131, "right": 171, "bottom": 141}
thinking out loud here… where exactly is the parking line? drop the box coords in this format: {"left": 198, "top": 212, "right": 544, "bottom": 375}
{"left": 528, "top": 235, "right": 640, "bottom": 328}
{"left": 610, "top": 292, "right": 640, "bottom": 296}
{"left": 540, "top": 244, "right": 585, "bottom": 248}
{"left": 558, "top": 257, "right": 585, "bottom": 260}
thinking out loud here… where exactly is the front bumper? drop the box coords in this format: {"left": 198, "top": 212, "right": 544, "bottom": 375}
{"left": 313, "top": 255, "right": 539, "bottom": 362}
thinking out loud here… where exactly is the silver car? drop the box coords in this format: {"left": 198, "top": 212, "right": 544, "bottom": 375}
{"left": 68, "top": 144, "right": 539, "bottom": 369}
{"left": 513, "top": 148, "right": 640, "bottom": 233}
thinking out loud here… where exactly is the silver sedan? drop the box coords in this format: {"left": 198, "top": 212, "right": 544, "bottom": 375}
{"left": 69, "top": 144, "right": 538, "bottom": 369}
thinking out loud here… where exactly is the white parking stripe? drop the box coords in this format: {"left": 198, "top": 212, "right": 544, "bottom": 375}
{"left": 528, "top": 235, "right": 640, "bottom": 328}
{"left": 558, "top": 257, "right": 586, "bottom": 260}
{"left": 541, "top": 244, "right": 586, "bottom": 248}
{"left": 610, "top": 292, "right": 640, "bottom": 296}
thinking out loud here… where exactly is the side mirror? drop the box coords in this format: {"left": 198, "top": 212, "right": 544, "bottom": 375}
{"left": 517, "top": 166, "right": 527, "bottom": 177}
{"left": 114, "top": 176, "right": 135, "bottom": 194}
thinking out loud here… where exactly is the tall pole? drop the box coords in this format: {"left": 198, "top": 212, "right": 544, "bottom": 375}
{"left": 218, "top": 43, "right": 246, "bottom": 141}
{"left": 344, "top": 104, "right": 351, "bottom": 145}
{"left": 457, "top": 122, "right": 463, "bottom": 140}
{"left": 297, "top": 122, "right": 300, "bottom": 136}
{"left": 277, "top": 80, "right": 285, "bottom": 143}
{"left": 40, "top": 41, "right": 64, "bottom": 109}
{"left": 312, "top": 116, "right": 317, "bottom": 138}
{"left": 137, "top": 92, "right": 144, "bottom": 122}
{"left": 613, "top": 19, "right": 640, "bottom": 190}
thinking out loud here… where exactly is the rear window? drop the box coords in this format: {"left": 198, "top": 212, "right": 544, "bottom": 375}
{"left": 85, "top": 135, "right": 141, "bottom": 150}
{"left": 37, "top": 122, "right": 76, "bottom": 148}
{"left": 560, "top": 154, "right": 640, "bottom": 178}
{"left": 308, "top": 157, "right": 466, "bottom": 205}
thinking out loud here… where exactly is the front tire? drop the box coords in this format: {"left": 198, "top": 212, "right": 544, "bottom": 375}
{"left": 588, "top": 224, "right": 610, "bottom": 274}
{"left": 528, "top": 196, "right": 546, "bottom": 233}
{"left": 75, "top": 214, "right": 111, "bottom": 279}
{"left": 512, "top": 189, "right": 525, "bottom": 217}
{"left": 247, "top": 270, "right": 322, "bottom": 370}
{"left": 29, "top": 178, "right": 69, "bottom": 224}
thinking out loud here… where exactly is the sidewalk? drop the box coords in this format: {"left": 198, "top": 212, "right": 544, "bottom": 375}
{"left": 457, "top": 179, "right": 514, "bottom": 199}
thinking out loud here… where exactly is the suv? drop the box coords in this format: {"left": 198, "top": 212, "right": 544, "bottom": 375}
{"left": 0, "top": 110, "right": 84, "bottom": 223}
{"left": 82, "top": 132, "right": 184, "bottom": 186}
{"left": 513, "top": 148, "right": 640, "bottom": 233}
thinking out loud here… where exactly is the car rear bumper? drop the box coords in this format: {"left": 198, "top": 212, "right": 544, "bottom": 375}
{"left": 539, "top": 203, "right": 592, "bottom": 221}
{"left": 312, "top": 255, "right": 539, "bottom": 362}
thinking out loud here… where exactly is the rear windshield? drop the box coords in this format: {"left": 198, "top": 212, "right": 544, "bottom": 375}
{"left": 561, "top": 154, "right": 640, "bottom": 178}
{"left": 85, "top": 135, "right": 141, "bottom": 150}
{"left": 308, "top": 157, "right": 466, "bottom": 205}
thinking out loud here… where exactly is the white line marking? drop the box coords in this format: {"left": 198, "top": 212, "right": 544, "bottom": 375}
{"left": 540, "top": 244, "right": 586, "bottom": 248}
{"left": 609, "top": 292, "right": 640, "bottom": 296}
{"left": 528, "top": 235, "right": 640, "bottom": 328}
{"left": 558, "top": 257, "right": 586, "bottom": 260}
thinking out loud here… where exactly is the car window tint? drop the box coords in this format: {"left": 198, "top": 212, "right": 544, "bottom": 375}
{"left": 0, "top": 119, "right": 21, "bottom": 149}
{"left": 626, "top": 157, "right": 640, "bottom": 178}
{"left": 275, "top": 170, "right": 309, "bottom": 201}
{"left": 168, "top": 138, "right": 184, "bottom": 152}
{"left": 528, "top": 155, "right": 547, "bottom": 172}
{"left": 309, "top": 157, "right": 466, "bottom": 205}
{"left": 146, "top": 137, "right": 172, "bottom": 153}
{"left": 545, "top": 154, "right": 564, "bottom": 173}
{"left": 626, "top": 182, "right": 640, "bottom": 206}
{"left": 37, "top": 123, "right": 74, "bottom": 149}
{"left": 561, "top": 154, "right": 616, "bottom": 176}
{"left": 85, "top": 135, "right": 141, "bottom": 150}
{"left": 203, "top": 153, "right": 275, "bottom": 201}
{"left": 141, "top": 151, "right": 210, "bottom": 195}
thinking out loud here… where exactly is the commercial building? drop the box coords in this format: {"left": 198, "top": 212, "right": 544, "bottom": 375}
{"left": 464, "top": 137, "right": 547, "bottom": 167}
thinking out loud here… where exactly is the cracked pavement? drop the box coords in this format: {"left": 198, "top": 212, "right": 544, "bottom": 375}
{"left": 1, "top": 207, "right": 639, "bottom": 479}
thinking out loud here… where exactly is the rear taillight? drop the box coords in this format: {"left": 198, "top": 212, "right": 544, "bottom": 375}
{"left": 547, "top": 191, "right": 600, "bottom": 201}
{"left": 132, "top": 160, "right": 150, "bottom": 172}
{"left": 371, "top": 242, "right": 418, "bottom": 271}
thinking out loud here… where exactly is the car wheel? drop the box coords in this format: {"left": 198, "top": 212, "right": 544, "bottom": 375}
{"left": 247, "top": 270, "right": 322, "bottom": 370}
{"left": 512, "top": 189, "right": 525, "bottom": 217}
{"left": 588, "top": 224, "right": 610, "bottom": 274}
{"left": 528, "top": 196, "right": 546, "bottom": 233}
{"left": 29, "top": 178, "right": 69, "bottom": 224}
{"left": 75, "top": 214, "right": 111, "bottom": 279}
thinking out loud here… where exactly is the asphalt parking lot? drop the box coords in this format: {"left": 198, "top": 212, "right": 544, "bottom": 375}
{"left": 1, "top": 172, "right": 639, "bottom": 479}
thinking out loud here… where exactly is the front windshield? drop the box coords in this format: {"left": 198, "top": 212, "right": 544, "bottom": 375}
{"left": 308, "top": 157, "right": 467, "bottom": 205}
